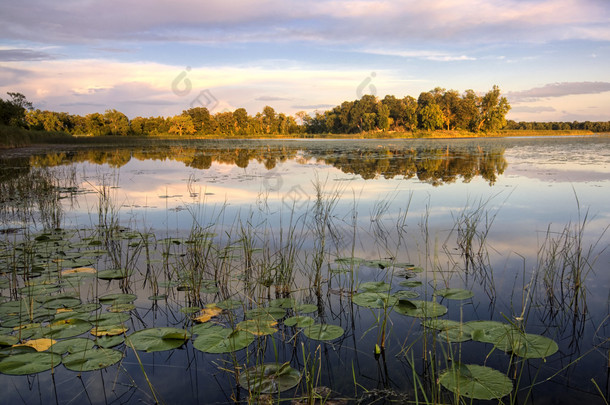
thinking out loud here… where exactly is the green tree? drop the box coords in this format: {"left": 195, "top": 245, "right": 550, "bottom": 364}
{"left": 477, "top": 85, "right": 511, "bottom": 132}
{"left": 104, "top": 109, "right": 129, "bottom": 136}
{"left": 169, "top": 115, "right": 196, "bottom": 137}
{"left": 233, "top": 108, "right": 249, "bottom": 135}
{"left": 262, "top": 106, "right": 277, "bottom": 134}
{"left": 0, "top": 92, "right": 33, "bottom": 126}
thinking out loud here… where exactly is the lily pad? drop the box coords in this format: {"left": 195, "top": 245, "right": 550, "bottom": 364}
{"left": 436, "top": 288, "right": 474, "bottom": 300}
{"left": 0, "top": 352, "right": 62, "bottom": 375}
{"left": 108, "top": 303, "right": 135, "bottom": 313}
{"left": 294, "top": 304, "right": 318, "bottom": 314}
{"left": 99, "top": 293, "right": 137, "bottom": 304}
{"left": 215, "top": 299, "right": 242, "bottom": 310}
{"left": 44, "top": 319, "right": 92, "bottom": 339}
{"left": 50, "top": 338, "right": 95, "bottom": 354}
{"left": 245, "top": 307, "right": 286, "bottom": 321}
{"left": 63, "top": 348, "right": 122, "bottom": 371}
{"left": 91, "top": 325, "right": 129, "bottom": 337}
{"left": 268, "top": 298, "right": 297, "bottom": 309}
{"left": 97, "top": 269, "right": 132, "bottom": 280}
{"left": 303, "top": 324, "right": 344, "bottom": 341}
{"left": 284, "top": 316, "right": 315, "bottom": 328}
{"left": 394, "top": 290, "right": 419, "bottom": 300}
{"left": 399, "top": 280, "right": 422, "bottom": 288}
{"left": 439, "top": 363, "right": 512, "bottom": 400}
{"left": 96, "top": 335, "right": 125, "bottom": 349}
{"left": 126, "top": 327, "right": 191, "bottom": 352}
{"left": 193, "top": 327, "right": 254, "bottom": 353}
{"left": 238, "top": 363, "right": 301, "bottom": 394}
{"left": 394, "top": 300, "right": 448, "bottom": 318}
{"left": 237, "top": 319, "right": 277, "bottom": 336}
{"left": 352, "top": 292, "right": 398, "bottom": 309}
{"left": 359, "top": 281, "right": 391, "bottom": 292}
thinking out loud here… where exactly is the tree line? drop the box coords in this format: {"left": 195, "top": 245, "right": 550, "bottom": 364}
{"left": 1, "top": 88, "right": 609, "bottom": 136}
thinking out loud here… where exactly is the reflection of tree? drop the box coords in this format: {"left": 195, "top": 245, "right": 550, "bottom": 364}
{"left": 18, "top": 143, "right": 507, "bottom": 186}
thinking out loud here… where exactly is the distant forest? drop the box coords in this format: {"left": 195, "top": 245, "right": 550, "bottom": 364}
{"left": 1, "top": 87, "right": 609, "bottom": 137}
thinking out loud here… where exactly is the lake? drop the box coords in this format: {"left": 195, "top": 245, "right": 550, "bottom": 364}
{"left": 1, "top": 136, "right": 609, "bottom": 404}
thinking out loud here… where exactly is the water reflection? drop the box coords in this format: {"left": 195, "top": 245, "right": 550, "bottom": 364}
{"left": 20, "top": 142, "right": 507, "bottom": 186}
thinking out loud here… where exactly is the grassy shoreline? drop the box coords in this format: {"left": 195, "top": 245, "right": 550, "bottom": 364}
{"left": 0, "top": 125, "right": 601, "bottom": 149}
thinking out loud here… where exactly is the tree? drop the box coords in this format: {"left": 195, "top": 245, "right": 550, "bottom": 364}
{"left": 417, "top": 91, "right": 444, "bottom": 130}
{"left": 262, "top": 106, "right": 277, "bottom": 134}
{"left": 0, "top": 92, "right": 33, "bottom": 127}
{"left": 169, "top": 115, "right": 196, "bottom": 137}
{"left": 104, "top": 109, "right": 129, "bottom": 136}
{"left": 477, "top": 85, "right": 511, "bottom": 132}
{"left": 233, "top": 108, "right": 249, "bottom": 134}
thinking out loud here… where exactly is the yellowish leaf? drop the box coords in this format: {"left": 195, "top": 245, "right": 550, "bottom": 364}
{"left": 192, "top": 306, "right": 223, "bottom": 323}
{"left": 14, "top": 338, "right": 57, "bottom": 352}
{"left": 61, "top": 267, "right": 96, "bottom": 275}
{"left": 91, "top": 325, "right": 128, "bottom": 337}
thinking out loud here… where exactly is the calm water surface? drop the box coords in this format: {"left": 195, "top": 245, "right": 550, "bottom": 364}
{"left": 0, "top": 136, "right": 609, "bottom": 404}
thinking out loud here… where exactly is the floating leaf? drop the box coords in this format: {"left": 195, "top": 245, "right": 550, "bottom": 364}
{"left": 394, "top": 300, "right": 447, "bottom": 318}
{"left": 394, "top": 290, "right": 419, "bottom": 300}
{"left": 237, "top": 319, "right": 277, "bottom": 336}
{"left": 193, "top": 327, "right": 254, "bottom": 353}
{"left": 41, "top": 295, "right": 82, "bottom": 310}
{"left": 510, "top": 333, "right": 559, "bottom": 359}
{"left": 192, "top": 306, "right": 223, "bottom": 323}
{"left": 284, "top": 316, "right": 315, "bottom": 328}
{"left": 96, "top": 334, "right": 125, "bottom": 349}
{"left": 126, "top": 327, "right": 190, "bottom": 352}
{"left": 238, "top": 363, "right": 301, "bottom": 394}
{"left": 269, "top": 298, "right": 297, "bottom": 309}
{"left": 63, "top": 348, "right": 122, "bottom": 372}
{"left": 359, "top": 281, "right": 391, "bottom": 292}
{"left": 44, "top": 319, "right": 92, "bottom": 339}
{"left": 216, "top": 299, "right": 242, "bottom": 310}
{"left": 468, "top": 321, "right": 514, "bottom": 345}
{"left": 436, "top": 288, "right": 474, "bottom": 300}
{"left": 352, "top": 292, "right": 398, "bottom": 309}
{"left": 97, "top": 269, "right": 132, "bottom": 280}
{"left": 91, "top": 325, "right": 128, "bottom": 337}
{"left": 439, "top": 363, "right": 512, "bottom": 400}
{"left": 294, "top": 304, "right": 318, "bottom": 314}
{"left": 50, "top": 338, "right": 95, "bottom": 354}
{"left": 303, "top": 324, "right": 344, "bottom": 341}
{"left": 14, "top": 338, "right": 56, "bottom": 352}
{"left": 61, "top": 267, "right": 96, "bottom": 277}
{"left": 180, "top": 306, "right": 201, "bottom": 314}
{"left": 89, "top": 312, "right": 130, "bottom": 326}
{"left": 0, "top": 352, "right": 62, "bottom": 375}
{"left": 399, "top": 280, "right": 422, "bottom": 288}
{"left": 245, "top": 307, "right": 286, "bottom": 321}
{"left": 108, "top": 303, "right": 135, "bottom": 313}
{"left": 99, "top": 293, "right": 137, "bottom": 304}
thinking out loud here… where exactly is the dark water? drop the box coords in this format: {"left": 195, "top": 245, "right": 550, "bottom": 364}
{"left": 0, "top": 136, "right": 609, "bottom": 404}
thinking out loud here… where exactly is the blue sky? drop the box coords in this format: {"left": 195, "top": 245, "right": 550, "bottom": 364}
{"left": 1, "top": 0, "right": 609, "bottom": 121}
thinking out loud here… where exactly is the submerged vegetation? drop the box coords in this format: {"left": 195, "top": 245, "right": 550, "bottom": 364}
{"left": 0, "top": 143, "right": 608, "bottom": 404}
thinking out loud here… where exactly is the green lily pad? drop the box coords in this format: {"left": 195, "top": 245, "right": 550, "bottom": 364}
{"left": 238, "top": 363, "right": 301, "bottom": 394}
{"left": 468, "top": 321, "right": 515, "bottom": 345}
{"left": 89, "top": 312, "right": 130, "bottom": 326}
{"left": 352, "top": 292, "right": 398, "bottom": 309}
{"left": 108, "top": 303, "right": 135, "bottom": 312}
{"left": 180, "top": 306, "right": 201, "bottom": 314}
{"left": 294, "top": 304, "right": 318, "bottom": 314}
{"left": 359, "top": 281, "right": 391, "bottom": 292}
{"left": 0, "top": 352, "right": 62, "bottom": 375}
{"left": 49, "top": 338, "right": 95, "bottom": 354}
{"left": 394, "top": 290, "right": 420, "bottom": 300}
{"left": 41, "top": 295, "right": 82, "bottom": 310}
{"left": 439, "top": 363, "right": 513, "bottom": 400}
{"left": 44, "top": 319, "right": 92, "bottom": 339}
{"left": 126, "top": 327, "right": 191, "bottom": 352}
{"left": 97, "top": 269, "right": 133, "bottom": 280}
{"left": 245, "top": 307, "right": 286, "bottom": 321}
{"left": 63, "top": 348, "right": 122, "bottom": 371}
{"left": 99, "top": 293, "right": 137, "bottom": 304}
{"left": 96, "top": 335, "right": 125, "bottom": 348}
{"left": 510, "top": 333, "right": 559, "bottom": 359}
{"left": 0, "top": 335, "right": 19, "bottom": 346}
{"left": 215, "top": 299, "right": 242, "bottom": 310}
{"left": 284, "top": 316, "right": 315, "bottom": 328}
{"left": 268, "top": 298, "right": 296, "bottom": 309}
{"left": 399, "top": 280, "right": 423, "bottom": 288}
{"left": 237, "top": 319, "right": 277, "bottom": 336}
{"left": 193, "top": 327, "right": 254, "bottom": 353}
{"left": 436, "top": 288, "right": 474, "bottom": 300}
{"left": 394, "top": 300, "right": 448, "bottom": 318}
{"left": 303, "top": 324, "right": 344, "bottom": 341}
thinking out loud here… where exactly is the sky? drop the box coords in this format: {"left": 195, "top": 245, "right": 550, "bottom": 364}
{"left": 1, "top": 0, "right": 609, "bottom": 122}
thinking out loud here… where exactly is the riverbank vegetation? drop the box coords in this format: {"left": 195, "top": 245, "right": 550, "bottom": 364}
{"left": 1, "top": 88, "right": 608, "bottom": 148}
